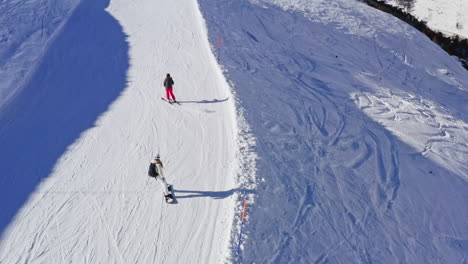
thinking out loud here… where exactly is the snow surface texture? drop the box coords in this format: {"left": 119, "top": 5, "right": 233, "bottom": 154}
{"left": 387, "top": 0, "right": 468, "bottom": 38}
{"left": 0, "top": 0, "right": 80, "bottom": 112}
{"left": 0, "top": 0, "right": 242, "bottom": 263}
{"left": 199, "top": 0, "right": 468, "bottom": 263}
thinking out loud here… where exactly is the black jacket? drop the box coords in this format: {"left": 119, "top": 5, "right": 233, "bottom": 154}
{"left": 164, "top": 77, "right": 174, "bottom": 89}
{"left": 148, "top": 163, "right": 159, "bottom": 177}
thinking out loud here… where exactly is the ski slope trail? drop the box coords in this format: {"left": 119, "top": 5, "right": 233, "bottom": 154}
{"left": 0, "top": 0, "right": 237, "bottom": 263}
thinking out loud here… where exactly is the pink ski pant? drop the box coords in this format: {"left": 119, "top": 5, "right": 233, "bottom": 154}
{"left": 166, "top": 88, "right": 176, "bottom": 100}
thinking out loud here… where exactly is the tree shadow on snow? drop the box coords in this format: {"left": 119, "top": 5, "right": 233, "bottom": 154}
{"left": 0, "top": 0, "right": 129, "bottom": 239}
{"left": 198, "top": 0, "right": 468, "bottom": 263}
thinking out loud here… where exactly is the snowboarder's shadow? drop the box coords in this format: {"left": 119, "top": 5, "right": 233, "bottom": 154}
{"left": 177, "top": 97, "right": 229, "bottom": 104}
{"left": 174, "top": 188, "right": 254, "bottom": 199}
{"left": 169, "top": 198, "right": 179, "bottom": 204}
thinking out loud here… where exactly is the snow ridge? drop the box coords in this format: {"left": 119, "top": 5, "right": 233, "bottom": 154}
{"left": 226, "top": 78, "right": 259, "bottom": 261}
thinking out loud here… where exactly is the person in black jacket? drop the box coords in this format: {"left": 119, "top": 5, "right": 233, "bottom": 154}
{"left": 148, "top": 155, "right": 171, "bottom": 198}
{"left": 163, "top": 73, "right": 177, "bottom": 102}
{"left": 148, "top": 156, "right": 161, "bottom": 178}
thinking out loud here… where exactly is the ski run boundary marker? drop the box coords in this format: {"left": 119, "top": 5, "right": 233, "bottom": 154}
{"left": 236, "top": 199, "right": 248, "bottom": 255}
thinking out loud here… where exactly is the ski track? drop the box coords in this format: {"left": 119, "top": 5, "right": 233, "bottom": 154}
{"left": 0, "top": 0, "right": 239, "bottom": 263}
{"left": 0, "top": 0, "right": 80, "bottom": 112}
{"left": 1, "top": 0, "right": 467, "bottom": 263}
{"left": 199, "top": 0, "right": 468, "bottom": 263}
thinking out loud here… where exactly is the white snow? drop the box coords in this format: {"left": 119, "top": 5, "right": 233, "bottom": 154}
{"left": 199, "top": 0, "right": 468, "bottom": 262}
{"left": 0, "top": 0, "right": 80, "bottom": 112}
{"left": 1, "top": 0, "right": 468, "bottom": 263}
{"left": 0, "top": 0, "right": 240, "bottom": 263}
{"left": 387, "top": 0, "right": 468, "bottom": 38}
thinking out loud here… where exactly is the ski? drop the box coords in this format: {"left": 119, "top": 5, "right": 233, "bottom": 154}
{"left": 161, "top": 97, "right": 180, "bottom": 105}
{"left": 161, "top": 97, "right": 174, "bottom": 104}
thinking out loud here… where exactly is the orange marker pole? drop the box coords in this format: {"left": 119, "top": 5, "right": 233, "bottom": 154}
{"left": 241, "top": 199, "right": 248, "bottom": 222}
{"left": 237, "top": 199, "right": 248, "bottom": 255}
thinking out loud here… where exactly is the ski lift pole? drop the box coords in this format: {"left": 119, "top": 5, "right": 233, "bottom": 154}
{"left": 236, "top": 199, "right": 248, "bottom": 255}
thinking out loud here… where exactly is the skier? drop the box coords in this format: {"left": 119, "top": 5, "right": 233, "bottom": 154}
{"left": 163, "top": 73, "right": 177, "bottom": 103}
{"left": 148, "top": 154, "right": 173, "bottom": 202}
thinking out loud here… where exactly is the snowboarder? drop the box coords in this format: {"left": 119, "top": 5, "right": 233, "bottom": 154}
{"left": 163, "top": 73, "right": 177, "bottom": 103}
{"left": 148, "top": 154, "right": 173, "bottom": 202}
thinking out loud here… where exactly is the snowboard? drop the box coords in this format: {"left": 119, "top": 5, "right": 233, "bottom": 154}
{"left": 165, "top": 184, "right": 175, "bottom": 203}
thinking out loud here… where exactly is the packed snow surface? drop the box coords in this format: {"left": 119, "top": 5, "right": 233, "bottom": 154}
{"left": 199, "top": 0, "right": 468, "bottom": 263}
{"left": 0, "top": 0, "right": 239, "bottom": 263}
{"left": 1, "top": 0, "right": 468, "bottom": 263}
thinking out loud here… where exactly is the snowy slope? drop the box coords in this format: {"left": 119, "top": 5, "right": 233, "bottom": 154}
{"left": 0, "top": 0, "right": 239, "bottom": 263}
{"left": 2, "top": 0, "right": 467, "bottom": 262}
{"left": 199, "top": 0, "right": 468, "bottom": 263}
{"left": 0, "top": 0, "right": 80, "bottom": 112}
{"left": 387, "top": 0, "right": 468, "bottom": 38}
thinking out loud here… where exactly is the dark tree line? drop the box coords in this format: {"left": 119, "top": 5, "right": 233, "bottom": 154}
{"left": 363, "top": 0, "right": 468, "bottom": 70}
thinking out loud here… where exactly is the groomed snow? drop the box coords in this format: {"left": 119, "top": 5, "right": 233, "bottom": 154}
{"left": 0, "top": 0, "right": 240, "bottom": 263}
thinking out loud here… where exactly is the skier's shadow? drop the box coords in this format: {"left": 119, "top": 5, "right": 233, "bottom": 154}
{"left": 177, "top": 97, "right": 229, "bottom": 104}
{"left": 174, "top": 188, "right": 254, "bottom": 199}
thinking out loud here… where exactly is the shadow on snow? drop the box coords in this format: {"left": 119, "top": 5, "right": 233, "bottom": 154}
{"left": 198, "top": 0, "right": 468, "bottom": 263}
{"left": 0, "top": 0, "right": 129, "bottom": 239}
{"left": 177, "top": 97, "right": 230, "bottom": 104}
{"left": 174, "top": 188, "right": 255, "bottom": 199}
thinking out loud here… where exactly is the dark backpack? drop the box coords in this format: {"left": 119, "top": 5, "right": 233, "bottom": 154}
{"left": 148, "top": 163, "right": 158, "bottom": 177}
